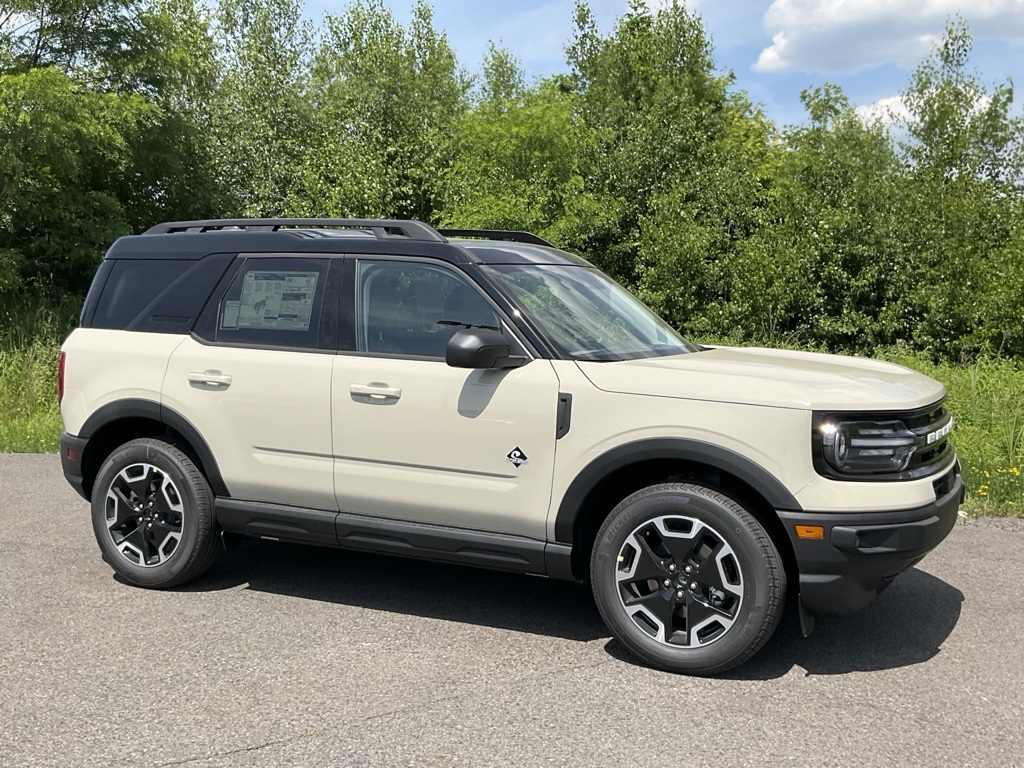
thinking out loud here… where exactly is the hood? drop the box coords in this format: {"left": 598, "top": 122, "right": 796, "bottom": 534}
{"left": 577, "top": 346, "right": 945, "bottom": 411}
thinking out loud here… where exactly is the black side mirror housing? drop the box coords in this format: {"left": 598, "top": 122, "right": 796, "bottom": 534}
{"left": 445, "top": 329, "right": 526, "bottom": 369}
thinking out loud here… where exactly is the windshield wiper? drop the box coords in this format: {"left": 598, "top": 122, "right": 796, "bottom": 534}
{"left": 436, "top": 320, "right": 501, "bottom": 331}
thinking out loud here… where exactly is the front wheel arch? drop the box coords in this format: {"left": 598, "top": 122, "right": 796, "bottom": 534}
{"left": 553, "top": 441, "right": 801, "bottom": 587}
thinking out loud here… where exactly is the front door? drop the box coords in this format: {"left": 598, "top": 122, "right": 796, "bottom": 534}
{"left": 331, "top": 257, "right": 560, "bottom": 538}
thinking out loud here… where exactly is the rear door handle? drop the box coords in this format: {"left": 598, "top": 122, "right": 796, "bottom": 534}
{"left": 350, "top": 383, "right": 402, "bottom": 401}
{"left": 188, "top": 371, "right": 233, "bottom": 387}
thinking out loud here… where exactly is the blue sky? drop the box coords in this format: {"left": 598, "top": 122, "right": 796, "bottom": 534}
{"left": 304, "top": 0, "right": 1024, "bottom": 127}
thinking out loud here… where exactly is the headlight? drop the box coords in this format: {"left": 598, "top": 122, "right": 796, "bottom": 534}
{"left": 813, "top": 403, "right": 954, "bottom": 480}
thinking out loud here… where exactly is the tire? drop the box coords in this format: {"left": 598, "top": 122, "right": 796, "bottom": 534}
{"left": 91, "top": 438, "right": 219, "bottom": 589}
{"left": 591, "top": 483, "right": 785, "bottom": 675}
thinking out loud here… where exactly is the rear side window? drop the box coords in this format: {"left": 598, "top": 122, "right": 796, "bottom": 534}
{"left": 87, "top": 255, "right": 233, "bottom": 333}
{"left": 91, "top": 260, "right": 193, "bottom": 330}
{"left": 209, "top": 257, "right": 331, "bottom": 350}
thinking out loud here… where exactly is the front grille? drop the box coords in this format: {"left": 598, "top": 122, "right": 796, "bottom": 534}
{"left": 904, "top": 404, "right": 954, "bottom": 475}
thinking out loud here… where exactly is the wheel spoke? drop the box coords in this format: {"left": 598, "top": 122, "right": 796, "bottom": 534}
{"left": 618, "top": 530, "right": 668, "bottom": 583}
{"left": 124, "top": 465, "right": 159, "bottom": 501}
{"left": 683, "top": 593, "right": 717, "bottom": 629}
{"left": 107, "top": 487, "right": 140, "bottom": 529}
{"left": 625, "top": 589, "right": 677, "bottom": 643}
{"left": 114, "top": 524, "right": 151, "bottom": 565}
{"left": 150, "top": 521, "right": 181, "bottom": 561}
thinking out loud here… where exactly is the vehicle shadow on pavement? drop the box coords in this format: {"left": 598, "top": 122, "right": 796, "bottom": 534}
{"left": 180, "top": 539, "right": 608, "bottom": 642}
{"left": 605, "top": 566, "right": 964, "bottom": 678}
{"left": 178, "top": 542, "right": 962, "bottom": 674}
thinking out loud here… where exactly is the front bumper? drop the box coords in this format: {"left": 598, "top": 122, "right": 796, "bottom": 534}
{"left": 59, "top": 432, "right": 89, "bottom": 500}
{"left": 778, "top": 467, "right": 963, "bottom": 616}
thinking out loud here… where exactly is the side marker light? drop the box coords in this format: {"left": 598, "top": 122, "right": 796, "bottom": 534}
{"left": 795, "top": 525, "right": 825, "bottom": 540}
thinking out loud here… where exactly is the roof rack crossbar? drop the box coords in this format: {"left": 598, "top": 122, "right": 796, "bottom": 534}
{"left": 145, "top": 218, "right": 447, "bottom": 242}
{"left": 438, "top": 229, "right": 555, "bottom": 248}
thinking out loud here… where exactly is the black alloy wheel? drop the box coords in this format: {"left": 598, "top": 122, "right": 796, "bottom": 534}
{"left": 91, "top": 438, "right": 219, "bottom": 588}
{"left": 591, "top": 483, "right": 786, "bottom": 675}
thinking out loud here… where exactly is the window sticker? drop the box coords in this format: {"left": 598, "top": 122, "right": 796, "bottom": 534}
{"left": 235, "top": 271, "right": 318, "bottom": 331}
{"left": 221, "top": 300, "right": 240, "bottom": 329}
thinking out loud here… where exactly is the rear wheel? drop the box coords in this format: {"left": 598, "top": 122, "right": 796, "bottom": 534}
{"left": 91, "top": 438, "right": 219, "bottom": 588}
{"left": 591, "top": 483, "right": 785, "bottom": 675}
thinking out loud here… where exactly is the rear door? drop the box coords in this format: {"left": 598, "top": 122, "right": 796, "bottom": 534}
{"left": 331, "top": 257, "right": 561, "bottom": 538}
{"left": 162, "top": 255, "right": 340, "bottom": 510}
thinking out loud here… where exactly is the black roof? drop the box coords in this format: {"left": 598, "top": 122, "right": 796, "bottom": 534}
{"left": 105, "top": 219, "right": 591, "bottom": 267}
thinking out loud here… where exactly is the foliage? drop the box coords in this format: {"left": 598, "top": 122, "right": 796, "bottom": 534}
{"left": 0, "top": 293, "right": 79, "bottom": 453}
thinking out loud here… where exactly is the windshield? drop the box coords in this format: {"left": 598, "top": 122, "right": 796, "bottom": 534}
{"left": 482, "top": 264, "right": 699, "bottom": 361}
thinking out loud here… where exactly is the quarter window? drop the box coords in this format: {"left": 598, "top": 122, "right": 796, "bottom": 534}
{"left": 357, "top": 260, "right": 500, "bottom": 358}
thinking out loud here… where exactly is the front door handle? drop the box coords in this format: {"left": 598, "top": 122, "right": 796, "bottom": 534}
{"left": 188, "top": 371, "right": 233, "bottom": 387}
{"left": 350, "top": 383, "right": 402, "bottom": 401}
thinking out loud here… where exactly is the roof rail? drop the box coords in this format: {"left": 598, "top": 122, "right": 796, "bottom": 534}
{"left": 438, "top": 229, "right": 555, "bottom": 248}
{"left": 144, "top": 218, "right": 447, "bottom": 242}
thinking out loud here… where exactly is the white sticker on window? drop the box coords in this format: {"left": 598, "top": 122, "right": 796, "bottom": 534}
{"left": 235, "top": 271, "right": 318, "bottom": 331}
{"left": 221, "top": 300, "right": 240, "bottom": 329}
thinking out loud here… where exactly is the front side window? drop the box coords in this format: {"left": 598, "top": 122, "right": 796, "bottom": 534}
{"left": 482, "top": 264, "right": 698, "bottom": 361}
{"left": 213, "top": 257, "right": 329, "bottom": 349}
{"left": 357, "top": 260, "right": 500, "bottom": 358}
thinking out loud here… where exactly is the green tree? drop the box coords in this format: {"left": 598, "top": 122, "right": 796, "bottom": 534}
{"left": 0, "top": 0, "right": 225, "bottom": 294}
{"left": 439, "top": 46, "right": 616, "bottom": 243}
{"left": 898, "top": 18, "right": 1024, "bottom": 359}
{"left": 722, "top": 84, "right": 906, "bottom": 350}
{"left": 210, "top": 0, "right": 316, "bottom": 216}
{"left": 566, "top": 0, "right": 735, "bottom": 283}
{"left": 292, "top": 0, "right": 468, "bottom": 219}
{"left": 0, "top": 67, "right": 151, "bottom": 293}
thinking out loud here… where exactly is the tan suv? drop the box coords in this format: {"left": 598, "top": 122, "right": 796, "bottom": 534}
{"left": 59, "top": 218, "right": 962, "bottom": 675}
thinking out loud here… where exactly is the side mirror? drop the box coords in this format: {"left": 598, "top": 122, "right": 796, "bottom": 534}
{"left": 445, "top": 329, "right": 526, "bottom": 369}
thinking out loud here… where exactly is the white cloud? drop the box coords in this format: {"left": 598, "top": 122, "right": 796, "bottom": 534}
{"left": 855, "top": 92, "right": 993, "bottom": 129}
{"left": 855, "top": 95, "right": 913, "bottom": 125}
{"left": 642, "top": 0, "right": 704, "bottom": 12}
{"left": 755, "top": 0, "right": 1024, "bottom": 73}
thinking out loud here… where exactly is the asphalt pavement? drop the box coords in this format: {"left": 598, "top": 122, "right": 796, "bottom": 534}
{"left": 1, "top": 453, "right": 1022, "bottom": 767}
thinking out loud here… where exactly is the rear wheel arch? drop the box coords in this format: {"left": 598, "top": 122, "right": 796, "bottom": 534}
{"left": 554, "top": 439, "right": 802, "bottom": 584}
{"left": 77, "top": 399, "right": 229, "bottom": 501}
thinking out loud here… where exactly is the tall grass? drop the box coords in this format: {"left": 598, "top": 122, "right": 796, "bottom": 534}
{"left": 0, "top": 296, "right": 80, "bottom": 452}
{"left": 882, "top": 350, "right": 1024, "bottom": 515}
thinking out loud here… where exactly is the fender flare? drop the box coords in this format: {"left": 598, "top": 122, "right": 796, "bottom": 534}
{"left": 78, "top": 398, "right": 230, "bottom": 498}
{"left": 553, "top": 437, "right": 802, "bottom": 544}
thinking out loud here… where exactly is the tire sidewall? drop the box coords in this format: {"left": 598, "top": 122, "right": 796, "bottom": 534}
{"left": 592, "top": 485, "right": 778, "bottom": 674}
{"left": 91, "top": 440, "right": 209, "bottom": 587}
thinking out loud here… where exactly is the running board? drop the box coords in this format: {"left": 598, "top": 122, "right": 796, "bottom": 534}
{"left": 214, "top": 498, "right": 573, "bottom": 579}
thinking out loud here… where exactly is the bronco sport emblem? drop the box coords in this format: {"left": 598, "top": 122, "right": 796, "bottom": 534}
{"left": 506, "top": 446, "right": 529, "bottom": 468}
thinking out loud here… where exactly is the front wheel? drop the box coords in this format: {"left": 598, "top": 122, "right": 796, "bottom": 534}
{"left": 91, "top": 438, "right": 219, "bottom": 588}
{"left": 591, "top": 483, "right": 785, "bottom": 675}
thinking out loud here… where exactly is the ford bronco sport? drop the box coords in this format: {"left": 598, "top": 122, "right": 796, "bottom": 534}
{"left": 59, "top": 218, "right": 962, "bottom": 675}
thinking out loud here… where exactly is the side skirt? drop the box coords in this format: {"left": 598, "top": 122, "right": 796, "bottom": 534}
{"left": 214, "top": 498, "right": 575, "bottom": 580}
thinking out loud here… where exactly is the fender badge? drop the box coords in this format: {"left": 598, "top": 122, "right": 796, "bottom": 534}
{"left": 507, "top": 446, "right": 529, "bottom": 468}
